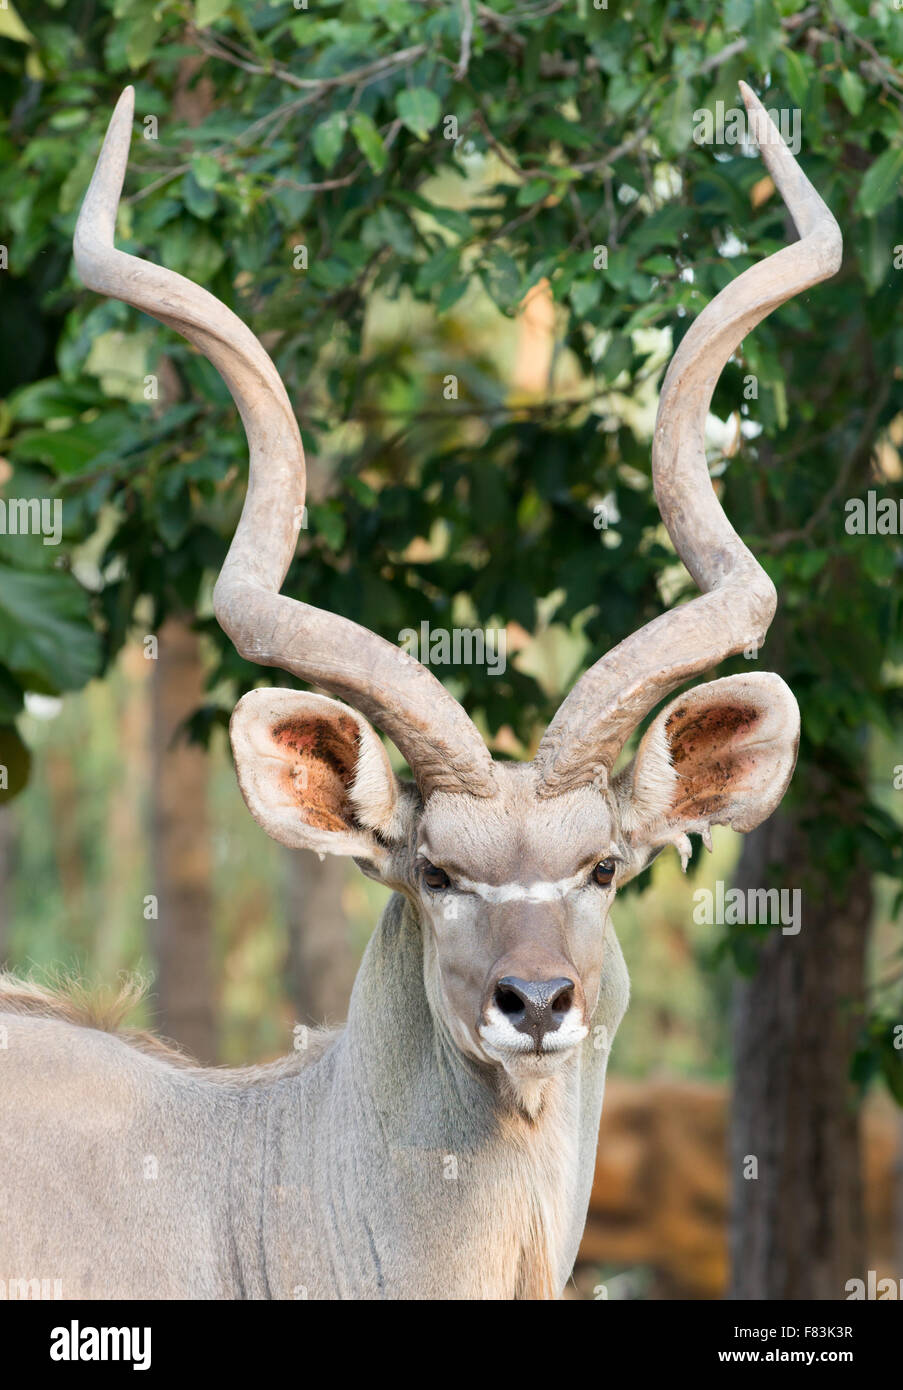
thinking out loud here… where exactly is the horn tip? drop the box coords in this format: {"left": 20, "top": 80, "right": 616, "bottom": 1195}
{"left": 110, "top": 85, "right": 136, "bottom": 137}
{"left": 738, "top": 80, "right": 759, "bottom": 111}
{"left": 74, "top": 86, "right": 136, "bottom": 275}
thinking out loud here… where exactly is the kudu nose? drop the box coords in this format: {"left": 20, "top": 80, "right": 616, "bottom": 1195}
{"left": 493, "top": 976, "right": 576, "bottom": 1048}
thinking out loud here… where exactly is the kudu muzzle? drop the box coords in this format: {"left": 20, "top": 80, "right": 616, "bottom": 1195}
{"left": 492, "top": 977, "right": 578, "bottom": 1050}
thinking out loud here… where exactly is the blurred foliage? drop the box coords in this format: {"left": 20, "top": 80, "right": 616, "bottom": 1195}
{"left": 1, "top": 2, "right": 902, "bottom": 1083}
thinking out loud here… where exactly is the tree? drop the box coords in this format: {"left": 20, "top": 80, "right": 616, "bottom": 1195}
{"left": 151, "top": 617, "right": 216, "bottom": 1061}
{"left": 730, "top": 809, "right": 869, "bottom": 1298}
{"left": 284, "top": 850, "right": 357, "bottom": 1027}
{"left": 2, "top": 0, "right": 901, "bottom": 1297}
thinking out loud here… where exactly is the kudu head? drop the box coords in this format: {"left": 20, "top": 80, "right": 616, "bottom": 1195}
{"left": 75, "top": 84, "right": 840, "bottom": 1089}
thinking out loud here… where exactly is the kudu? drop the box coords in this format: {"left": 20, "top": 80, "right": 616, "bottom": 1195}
{"left": 0, "top": 84, "right": 840, "bottom": 1299}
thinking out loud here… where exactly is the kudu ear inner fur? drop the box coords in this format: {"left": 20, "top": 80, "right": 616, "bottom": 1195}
{"left": 613, "top": 673, "right": 800, "bottom": 881}
{"left": 229, "top": 689, "right": 405, "bottom": 862}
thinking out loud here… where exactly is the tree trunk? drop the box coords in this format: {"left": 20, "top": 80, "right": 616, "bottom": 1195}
{"left": 150, "top": 619, "right": 216, "bottom": 1062}
{"left": 729, "top": 806, "right": 869, "bottom": 1298}
{"left": 95, "top": 644, "right": 151, "bottom": 979}
{"left": 45, "top": 747, "right": 87, "bottom": 948}
{"left": 284, "top": 849, "right": 357, "bottom": 1027}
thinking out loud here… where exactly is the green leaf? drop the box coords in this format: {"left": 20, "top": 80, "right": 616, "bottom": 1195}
{"left": 533, "top": 113, "right": 592, "bottom": 151}
{"left": 794, "top": 549, "right": 828, "bottom": 581}
{"left": 516, "top": 179, "right": 552, "bottom": 207}
{"left": 659, "top": 78, "right": 693, "bottom": 155}
{"left": 271, "top": 183, "right": 312, "bottom": 224}
{"left": 480, "top": 247, "right": 521, "bottom": 312}
{"left": 154, "top": 484, "right": 193, "bottom": 550}
{"left": 748, "top": 0, "right": 781, "bottom": 69}
{"left": 191, "top": 153, "right": 221, "bottom": 190}
{"left": 862, "top": 541, "right": 897, "bottom": 584}
{"left": 624, "top": 301, "right": 662, "bottom": 331}
{"left": 350, "top": 112, "right": 387, "bottom": 174}
{"left": 361, "top": 206, "right": 415, "bottom": 256}
{"left": 49, "top": 109, "right": 88, "bottom": 132}
{"left": 437, "top": 278, "right": 468, "bottom": 314}
{"left": 724, "top": 0, "right": 753, "bottom": 31}
{"left": 396, "top": 87, "right": 440, "bottom": 141}
{"left": 312, "top": 112, "right": 348, "bottom": 171}
{"left": 424, "top": 204, "right": 473, "bottom": 240}
{"left": 641, "top": 254, "right": 674, "bottom": 277}
{"left": 159, "top": 222, "right": 225, "bottom": 282}
{"left": 782, "top": 49, "right": 810, "bottom": 109}
{"left": 855, "top": 146, "right": 903, "bottom": 219}
{"left": 309, "top": 255, "right": 360, "bottom": 289}
{"left": 569, "top": 278, "right": 602, "bottom": 317}
{"left": 125, "top": 13, "right": 161, "bottom": 69}
{"left": 182, "top": 170, "right": 217, "bottom": 220}
{"left": 860, "top": 211, "right": 894, "bottom": 296}
{"left": 607, "top": 72, "right": 643, "bottom": 119}
{"left": 838, "top": 69, "right": 866, "bottom": 117}
{"left": 605, "top": 247, "right": 636, "bottom": 292}
{"left": 416, "top": 245, "right": 459, "bottom": 293}
{"left": 0, "top": 3, "right": 34, "bottom": 46}
{"left": 8, "top": 378, "right": 100, "bottom": 424}
{"left": 0, "top": 565, "right": 102, "bottom": 692}
{"left": 601, "top": 334, "right": 632, "bottom": 380}
{"left": 308, "top": 503, "right": 346, "bottom": 552}
{"left": 14, "top": 410, "right": 135, "bottom": 475}
{"left": 196, "top": 0, "right": 232, "bottom": 25}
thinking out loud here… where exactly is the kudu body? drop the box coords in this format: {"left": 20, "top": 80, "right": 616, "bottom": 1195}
{"left": 0, "top": 84, "right": 840, "bottom": 1299}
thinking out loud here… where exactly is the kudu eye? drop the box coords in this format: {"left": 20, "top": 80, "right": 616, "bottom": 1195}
{"left": 423, "top": 862, "right": 451, "bottom": 892}
{"left": 591, "top": 860, "right": 616, "bottom": 888}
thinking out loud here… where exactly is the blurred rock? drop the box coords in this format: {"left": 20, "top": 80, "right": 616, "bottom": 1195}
{"left": 579, "top": 1077, "right": 899, "bottom": 1299}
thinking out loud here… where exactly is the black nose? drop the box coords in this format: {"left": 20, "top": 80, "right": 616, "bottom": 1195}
{"left": 493, "top": 976, "right": 575, "bottom": 1048}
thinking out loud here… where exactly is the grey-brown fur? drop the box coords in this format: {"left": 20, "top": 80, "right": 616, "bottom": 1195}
{"left": 0, "top": 895, "right": 627, "bottom": 1299}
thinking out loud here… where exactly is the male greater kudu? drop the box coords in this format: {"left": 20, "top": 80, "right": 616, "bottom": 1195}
{"left": 0, "top": 84, "right": 840, "bottom": 1299}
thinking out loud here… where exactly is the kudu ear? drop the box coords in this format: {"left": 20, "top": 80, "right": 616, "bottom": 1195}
{"left": 612, "top": 673, "right": 799, "bottom": 882}
{"left": 229, "top": 689, "right": 408, "bottom": 866}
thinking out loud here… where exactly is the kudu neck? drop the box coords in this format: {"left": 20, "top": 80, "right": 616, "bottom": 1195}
{"left": 258, "top": 892, "right": 621, "bottom": 1296}
{"left": 341, "top": 892, "right": 501, "bottom": 1147}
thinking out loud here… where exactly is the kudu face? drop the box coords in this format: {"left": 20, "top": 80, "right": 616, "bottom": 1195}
{"left": 415, "top": 772, "right": 614, "bottom": 1076}
{"left": 74, "top": 83, "right": 841, "bottom": 1094}
{"left": 412, "top": 678, "right": 800, "bottom": 1079}
{"left": 226, "top": 669, "right": 799, "bottom": 1092}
